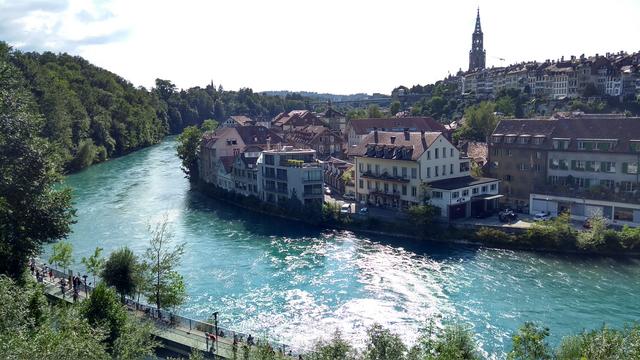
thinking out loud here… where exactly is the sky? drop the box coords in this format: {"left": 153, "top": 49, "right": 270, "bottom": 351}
{"left": 1, "top": 0, "right": 639, "bottom": 95}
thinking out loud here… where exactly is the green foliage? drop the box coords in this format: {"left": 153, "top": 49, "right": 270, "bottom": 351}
{"left": 454, "top": 102, "right": 497, "bottom": 142}
{"left": 81, "top": 247, "right": 105, "bottom": 286}
{"left": 176, "top": 125, "right": 203, "bottom": 180}
{"left": 577, "top": 216, "right": 607, "bottom": 249}
{"left": 367, "top": 104, "right": 383, "bottom": 118}
{"left": 346, "top": 108, "right": 368, "bottom": 120}
{"left": 556, "top": 324, "right": 640, "bottom": 360}
{"left": 363, "top": 324, "right": 407, "bottom": 360}
{"left": 309, "top": 331, "right": 358, "bottom": 360}
{"left": 82, "top": 282, "right": 127, "bottom": 348}
{"left": 407, "top": 204, "right": 439, "bottom": 237}
{"left": 475, "top": 227, "right": 515, "bottom": 244}
{"left": 144, "top": 217, "right": 187, "bottom": 311}
{"left": 390, "top": 101, "right": 401, "bottom": 116}
{"left": 102, "top": 247, "right": 139, "bottom": 302}
{"left": 201, "top": 118, "right": 219, "bottom": 131}
{"left": 71, "top": 138, "right": 97, "bottom": 170}
{"left": 508, "top": 322, "right": 552, "bottom": 360}
{"left": 0, "top": 48, "right": 75, "bottom": 279}
{"left": 0, "top": 275, "right": 110, "bottom": 359}
{"left": 48, "top": 241, "right": 73, "bottom": 270}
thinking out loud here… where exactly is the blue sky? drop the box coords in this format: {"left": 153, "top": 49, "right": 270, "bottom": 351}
{"left": 2, "top": 0, "right": 639, "bottom": 94}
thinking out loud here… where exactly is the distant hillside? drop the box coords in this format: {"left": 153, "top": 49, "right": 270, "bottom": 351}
{"left": 261, "top": 90, "right": 389, "bottom": 103}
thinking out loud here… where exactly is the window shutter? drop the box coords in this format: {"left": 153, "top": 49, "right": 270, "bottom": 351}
{"left": 571, "top": 160, "right": 576, "bottom": 170}
{"left": 622, "top": 162, "right": 628, "bottom": 174}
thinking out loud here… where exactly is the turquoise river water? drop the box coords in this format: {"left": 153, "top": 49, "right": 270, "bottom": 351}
{"left": 50, "top": 137, "right": 640, "bottom": 358}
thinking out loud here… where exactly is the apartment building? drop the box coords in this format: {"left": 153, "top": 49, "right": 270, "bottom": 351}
{"left": 350, "top": 130, "right": 500, "bottom": 220}
{"left": 489, "top": 114, "right": 640, "bottom": 226}
{"left": 257, "top": 147, "right": 324, "bottom": 207}
{"left": 345, "top": 117, "right": 447, "bottom": 148}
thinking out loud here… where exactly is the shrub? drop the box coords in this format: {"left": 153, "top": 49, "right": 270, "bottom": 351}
{"left": 475, "top": 227, "right": 515, "bottom": 244}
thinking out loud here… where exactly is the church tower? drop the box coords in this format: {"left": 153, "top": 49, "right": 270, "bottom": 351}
{"left": 468, "top": 8, "right": 486, "bottom": 71}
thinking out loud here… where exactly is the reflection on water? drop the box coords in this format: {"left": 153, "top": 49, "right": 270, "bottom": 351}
{"left": 53, "top": 138, "right": 640, "bottom": 357}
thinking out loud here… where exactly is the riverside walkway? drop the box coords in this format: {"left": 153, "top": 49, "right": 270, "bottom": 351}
{"left": 32, "top": 265, "right": 301, "bottom": 359}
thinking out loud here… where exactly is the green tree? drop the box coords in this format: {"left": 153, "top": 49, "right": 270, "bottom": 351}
{"left": 81, "top": 246, "right": 105, "bottom": 286}
{"left": 367, "top": 104, "right": 383, "bottom": 118}
{"left": 407, "top": 204, "right": 439, "bottom": 236}
{"left": 48, "top": 241, "right": 73, "bottom": 270}
{"left": 309, "top": 331, "right": 357, "bottom": 360}
{"left": 71, "top": 138, "right": 97, "bottom": 171}
{"left": 409, "top": 323, "right": 480, "bottom": 360}
{"left": 390, "top": 101, "right": 401, "bottom": 116}
{"left": 144, "top": 217, "right": 186, "bottom": 312}
{"left": 495, "top": 96, "right": 516, "bottom": 116}
{"left": 0, "top": 46, "right": 75, "bottom": 279}
{"left": 508, "top": 322, "right": 552, "bottom": 360}
{"left": 82, "top": 282, "right": 127, "bottom": 348}
{"left": 363, "top": 324, "right": 407, "bottom": 360}
{"left": 201, "top": 119, "right": 219, "bottom": 132}
{"left": 176, "top": 125, "right": 203, "bottom": 180}
{"left": 454, "top": 102, "right": 498, "bottom": 142}
{"left": 102, "top": 247, "right": 139, "bottom": 302}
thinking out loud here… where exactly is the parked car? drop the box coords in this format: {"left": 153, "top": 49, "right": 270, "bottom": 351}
{"left": 533, "top": 211, "right": 552, "bottom": 222}
{"left": 343, "top": 193, "right": 356, "bottom": 201}
{"left": 340, "top": 203, "right": 351, "bottom": 214}
{"left": 498, "top": 209, "right": 518, "bottom": 223}
{"left": 324, "top": 186, "right": 331, "bottom": 195}
{"left": 359, "top": 207, "right": 369, "bottom": 215}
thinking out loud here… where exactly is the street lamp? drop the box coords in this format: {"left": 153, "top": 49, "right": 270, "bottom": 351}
{"left": 212, "top": 311, "right": 219, "bottom": 357}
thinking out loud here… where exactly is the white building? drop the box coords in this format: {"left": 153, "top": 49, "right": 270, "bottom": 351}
{"left": 349, "top": 130, "right": 501, "bottom": 220}
{"left": 257, "top": 147, "right": 324, "bottom": 207}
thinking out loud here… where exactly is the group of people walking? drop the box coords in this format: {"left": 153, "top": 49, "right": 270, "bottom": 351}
{"left": 29, "top": 259, "right": 86, "bottom": 302}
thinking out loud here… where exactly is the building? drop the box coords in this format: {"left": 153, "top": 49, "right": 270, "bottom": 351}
{"left": 285, "top": 125, "right": 344, "bottom": 159}
{"left": 221, "top": 115, "right": 255, "bottom": 128}
{"left": 271, "top": 110, "right": 325, "bottom": 133}
{"left": 257, "top": 147, "right": 324, "bottom": 207}
{"left": 318, "top": 107, "right": 347, "bottom": 132}
{"left": 350, "top": 130, "right": 500, "bottom": 220}
{"left": 531, "top": 115, "right": 640, "bottom": 226}
{"left": 323, "top": 157, "right": 354, "bottom": 196}
{"left": 345, "top": 117, "right": 447, "bottom": 148}
{"left": 489, "top": 119, "right": 557, "bottom": 210}
{"left": 231, "top": 146, "right": 262, "bottom": 197}
{"left": 468, "top": 8, "right": 486, "bottom": 72}
{"left": 199, "top": 126, "right": 283, "bottom": 186}
{"left": 489, "top": 114, "right": 640, "bottom": 226}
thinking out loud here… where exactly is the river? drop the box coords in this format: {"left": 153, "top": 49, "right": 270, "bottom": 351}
{"left": 52, "top": 137, "right": 640, "bottom": 358}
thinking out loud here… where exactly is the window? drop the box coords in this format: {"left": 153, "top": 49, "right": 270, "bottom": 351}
{"left": 366, "top": 163, "right": 371, "bottom": 172}
{"left": 572, "top": 160, "right": 586, "bottom": 171}
{"left": 623, "top": 162, "right": 638, "bottom": 174}
{"left": 375, "top": 164, "right": 380, "bottom": 175}
{"left": 550, "top": 159, "right": 559, "bottom": 169}
{"left": 503, "top": 175, "right": 512, "bottom": 181}
{"left": 427, "top": 151, "right": 431, "bottom": 160}
{"left": 411, "top": 168, "right": 417, "bottom": 179}
{"left": 427, "top": 167, "right": 431, "bottom": 178}
{"left": 402, "top": 185, "right": 407, "bottom": 196}
{"left": 393, "top": 166, "right": 398, "bottom": 177}
{"left": 384, "top": 183, "right": 389, "bottom": 192}
{"left": 574, "top": 177, "right": 590, "bottom": 188}
{"left": 367, "top": 180, "right": 371, "bottom": 189}
{"left": 533, "top": 137, "right": 544, "bottom": 145}
{"left": 519, "top": 136, "right": 529, "bottom": 144}
{"left": 265, "top": 155, "right": 275, "bottom": 165}
{"left": 402, "top": 167, "right": 408, "bottom": 178}
{"left": 506, "top": 136, "right": 515, "bottom": 144}
{"left": 450, "top": 164, "right": 454, "bottom": 174}
{"left": 492, "top": 136, "right": 502, "bottom": 143}
{"left": 600, "top": 179, "right": 614, "bottom": 189}
{"left": 450, "top": 148, "right": 454, "bottom": 157}
{"left": 536, "top": 152, "right": 542, "bottom": 159}
{"left": 435, "top": 166, "right": 439, "bottom": 177}
{"left": 359, "top": 179, "right": 364, "bottom": 189}
{"left": 393, "top": 184, "right": 398, "bottom": 193}
{"left": 432, "top": 191, "right": 443, "bottom": 199}
{"left": 518, "top": 163, "right": 528, "bottom": 171}
{"left": 443, "top": 147, "right": 447, "bottom": 158}
{"left": 452, "top": 191, "right": 459, "bottom": 199}
{"left": 442, "top": 165, "right": 446, "bottom": 176}
{"left": 359, "top": 163, "right": 364, "bottom": 172}
{"left": 462, "top": 189, "right": 469, "bottom": 197}
{"left": 492, "top": 148, "right": 500, "bottom": 156}
{"left": 533, "top": 164, "right": 543, "bottom": 172}
{"left": 481, "top": 186, "right": 488, "bottom": 192}
{"left": 411, "top": 186, "right": 417, "bottom": 197}
{"left": 507, "top": 149, "right": 513, "bottom": 157}
{"left": 472, "top": 187, "right": 479, "bottom": 194}
{"left": 435, "top": 148, "right": 439, "bottom": 159}
{"left": 614, "top": 207, "right": 634, "bottom": 222}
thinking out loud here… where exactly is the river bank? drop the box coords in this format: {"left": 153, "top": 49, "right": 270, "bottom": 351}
{"left": 196, "top": 180, "right": 640, "bottom": 258}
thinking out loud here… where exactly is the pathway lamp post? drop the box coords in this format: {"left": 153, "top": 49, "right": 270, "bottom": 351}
{"left": 82, "top": 275, "right": 88, "bottom": 295}
{"left": 212, "top": 311, "right": 219, "bottom": 357}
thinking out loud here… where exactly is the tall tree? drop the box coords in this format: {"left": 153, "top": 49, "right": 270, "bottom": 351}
{"left": 144, "top": 217, "right": 186, "bottom": 312}
{"left": 102, "top": 247, "right": 139, "bottom": 302}
{"left": 48, "top": 241, "right": 73, "bottom": 271}
{"left": 0, "top": 44, "right": 75, "bottom": 279}
{"left": 176, "top": 125, "right": 203, "bottom": 180}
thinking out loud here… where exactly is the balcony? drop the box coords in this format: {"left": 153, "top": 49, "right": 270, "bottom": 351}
{"left": 360, "top": 171, "right": 410, "bottom": 183}
{"left": 369, "top": 189, "right": 401, "bottom": 198}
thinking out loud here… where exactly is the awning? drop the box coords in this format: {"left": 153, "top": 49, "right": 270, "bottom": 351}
{"left": 473, "top": 194, "right": 504, "bottom": 201}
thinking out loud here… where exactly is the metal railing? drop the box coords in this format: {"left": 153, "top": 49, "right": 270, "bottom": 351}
{"left": 33, "top": 259, "right": 306, "bottom": 358}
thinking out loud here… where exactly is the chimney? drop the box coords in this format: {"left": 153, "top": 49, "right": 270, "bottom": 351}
{"left": 373, "top": 127, "right": 378, "bottom": 143}
{"left": 390, "top": 136, "right": 396, "bottom": 144}
{"left": 267, "top": 136, "right": 271, "bottom": 150}
{"left": 403, "top": 128, "right": 410, "bottom": 141}
{"left": 420, "top": 130, "right": 425, "bottom": 138}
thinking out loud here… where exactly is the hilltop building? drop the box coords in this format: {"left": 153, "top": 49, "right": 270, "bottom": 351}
{"left": 469, "top": 8, "right": 486, "bottom": 72}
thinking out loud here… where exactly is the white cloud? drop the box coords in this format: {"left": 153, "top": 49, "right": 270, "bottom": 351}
{"left": 3, "top": 0, "right": 640, "bottom": 94}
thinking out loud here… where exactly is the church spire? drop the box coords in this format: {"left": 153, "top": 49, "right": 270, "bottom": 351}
{"left": 468, "top": 8, "right": 486, "bottom": 71}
